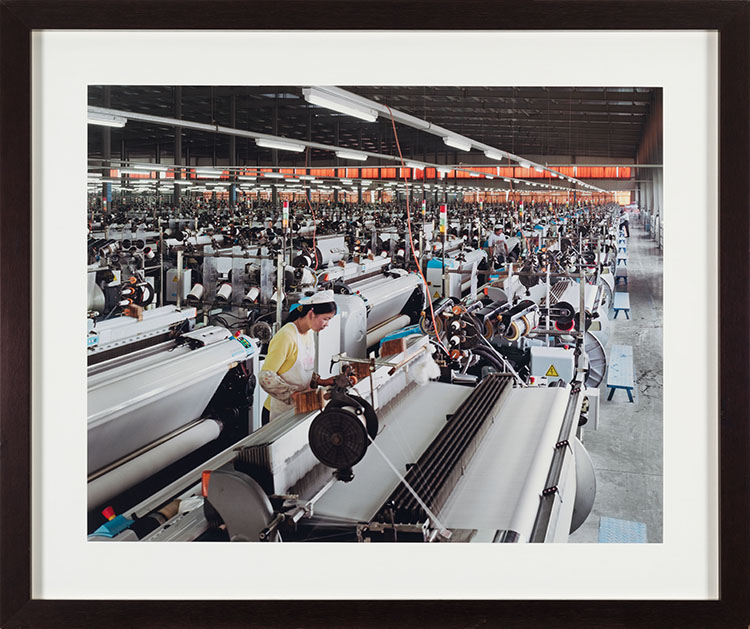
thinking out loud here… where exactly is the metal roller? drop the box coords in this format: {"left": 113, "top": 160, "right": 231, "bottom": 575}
{"left": 355, "top": 274, "right": 425, "bottom": 330}
{"left": 570, "top": 436, "right": 596, "bottom": 533}
{"left": 88, "top": 419, "right": 222, "bottom": 510}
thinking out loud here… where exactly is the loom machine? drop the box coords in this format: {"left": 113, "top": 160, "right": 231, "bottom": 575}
{"left": 422, "top": 248, "right": 612, "bottom": 398}
{"left": 289, "top": 234, "right": 427, "bottom": 355}
{"left": 424, "top": 235, "right": 489, "bottom": 301}
{"left": 91, "top": 333, "right": 596, "bottom": 543}
{"left": 87, "top": 309, "right": 262, "bottom": 532}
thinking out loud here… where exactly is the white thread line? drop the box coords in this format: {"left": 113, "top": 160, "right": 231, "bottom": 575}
{"left": 366, "top": 434, "right": 451, "bottom": 540}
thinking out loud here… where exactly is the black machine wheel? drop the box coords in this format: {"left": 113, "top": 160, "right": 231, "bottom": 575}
{"left": 308, "top": 395, "right": 378, "bottom": 469}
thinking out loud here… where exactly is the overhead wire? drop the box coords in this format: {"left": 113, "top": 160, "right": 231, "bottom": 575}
{"left": 374, "top": 105, "right": 453, "bottom": 512}
{"left": 384, "top": 104, "right": 447, "bottom": 353}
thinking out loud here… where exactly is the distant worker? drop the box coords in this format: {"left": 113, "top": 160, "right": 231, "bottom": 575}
{"left": 258, "top": 291, "right": 338, "bottom": 424}
{"left": 487, "top": 225, "right": 509, "bottom": 267}
{"left": 619, "top": 214, "right": 630, "bottom": 237}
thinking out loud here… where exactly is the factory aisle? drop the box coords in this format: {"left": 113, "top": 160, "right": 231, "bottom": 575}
{"left": 570, "top": 217, "right": 664, "bottom": 542}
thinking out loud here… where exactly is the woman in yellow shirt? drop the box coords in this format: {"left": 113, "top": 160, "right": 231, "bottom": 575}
{"left": 259, "top": 290, "right": 337, "bottom": 424}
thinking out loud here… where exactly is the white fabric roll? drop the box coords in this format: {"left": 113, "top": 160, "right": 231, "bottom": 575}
{"left": 88, "top": 419, "right": 222, "bottom": 510}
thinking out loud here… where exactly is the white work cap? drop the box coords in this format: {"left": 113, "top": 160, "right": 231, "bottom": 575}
{"left": 302, "top": 289, "right": 335, "bottom": 305}
{"left": 494, "top": 224, "right": 503, "bottom": 230}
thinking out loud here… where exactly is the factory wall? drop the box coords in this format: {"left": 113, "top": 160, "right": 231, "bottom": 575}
{"left": 635, "top": 90, "right": 664, "bottom": 246}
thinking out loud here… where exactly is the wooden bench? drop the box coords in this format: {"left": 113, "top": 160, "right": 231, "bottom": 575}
{"left": 614, "top": 266, "right": 628, "bottom": 287}
{"left": 606, "top": 344, "right": 635, "bottom": 402}
{"left": 612, "top": 292, "right": 631, "bottom": 319}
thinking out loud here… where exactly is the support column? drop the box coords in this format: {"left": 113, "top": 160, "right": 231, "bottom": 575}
{"left": 272, "top": 99, "right": 279, "bottom": 207}
{"left": 101, "top": 86, "right": 112, "bottom": 211}
{"left": 229, "top": 89, "right": 237, "bottom": 211}
{"left": 173, "top": 86, "right": 183, "bottom": 203}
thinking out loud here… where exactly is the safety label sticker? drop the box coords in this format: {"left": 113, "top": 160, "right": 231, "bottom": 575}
{"left": 545, "top": 364, "right": 559, "bottom": 377}
{"left": 433, "top": 291, "right": 441, "bottom": 299}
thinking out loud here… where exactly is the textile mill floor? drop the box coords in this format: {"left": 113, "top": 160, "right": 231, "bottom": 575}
{"left": 569, "top": 218, "right": 663, "bottom": 543}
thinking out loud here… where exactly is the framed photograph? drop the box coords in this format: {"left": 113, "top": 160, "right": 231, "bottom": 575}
{"left": 1, "top": 2, "right": 748, "bottom": 627}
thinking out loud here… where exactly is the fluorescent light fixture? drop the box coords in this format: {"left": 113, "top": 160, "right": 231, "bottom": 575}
{"left": 443, "top": 136, "right": 472, "bottom": 152}
{"left": 303, "top": 88, "right": 378, "bottom": 122}
{"left": 172, "top": 180, "right": 193, "bottom": 186}
{"left": 195, "top": 173, "right": 222, "bottom": 179}
{"left": 484, "top": 150, "right": 504, "bottom": 161}
{"left": 119, "top": 168, "right": 149, "bottom": 175}
{"left": 534, "top": 167, "right": 544, "bottom": 173}
{"left": 87, "top": 172, "right": 102, "bottom": 178}
{"left": 335, "top": 150, "right": 368, "bottom": 161}
{"left": 238, "top": 176, "right": 256, "bottom": 181}
{"left": 405, "top": 161, "right": 424, "bottom": 171}
{"left": 485, "top": 175, "right": 495, "bottom": 180}
{"left": 469, "top": 172, "right": 480, "bottom": 177}
{"left": 263, "top": 172, "right": 285, "bottom": 179}
{"left": 360, "top": 180, "right": 372, "bottom": 185}
{"left": 134, "top": 163, "right": 170, "bottom": 172}
{"left": 310, "top": 179, "right": 323, "bottom": 184}
{"left": 518, "top": 161, "right": 531, "bottom": 169}
{"left": 341, "top": 178, "right": 352, "bottom": 185}
{"left": 88, "top": 113, "right": 127, "bottom": 128}
{"left": 287, "top": 178, "right": 300, "bottom": 183}
{"left": 298, "top": 175, "right": 315, "bottom": 181}
{"left": 255, "top": 138, "right": 306, "bottom": 153}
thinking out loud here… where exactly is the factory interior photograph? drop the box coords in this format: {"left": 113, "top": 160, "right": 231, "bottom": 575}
{"left": 86, "top": 84, "right": 663, "bottom": 544}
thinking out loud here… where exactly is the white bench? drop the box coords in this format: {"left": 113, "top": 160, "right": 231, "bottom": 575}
{"left": 614, "top": 265, "right": 628, "bottom": 287}
{"left": 612, "top": 292, "right": 631, "bottom": 319}
{"left": 606, "top": 344, "right": 635, "bottom": 402}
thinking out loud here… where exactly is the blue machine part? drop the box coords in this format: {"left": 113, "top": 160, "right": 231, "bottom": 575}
{"left": 379, "top": 324, "right": 422, "bottom": 346}
{"left": 89, "top": 514, "right": 135, "bottom": 539}
{"left": 232, "top": 334, "right": 256, "bottom": 357}
{"left": 427, "top": 258, "right": 459, "bottom": 270}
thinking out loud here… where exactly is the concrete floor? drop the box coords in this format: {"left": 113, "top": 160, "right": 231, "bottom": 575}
{"left": 569, "top": 217, "right": 664, "bottom": 543}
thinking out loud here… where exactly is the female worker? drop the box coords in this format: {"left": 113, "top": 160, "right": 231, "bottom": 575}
{"left": 258, "top": 290, "right": 338, "bottom": 424}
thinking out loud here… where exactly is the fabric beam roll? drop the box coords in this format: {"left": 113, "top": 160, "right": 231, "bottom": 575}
{"left": 87, "top": 419, "right": 222, "bottom": 510}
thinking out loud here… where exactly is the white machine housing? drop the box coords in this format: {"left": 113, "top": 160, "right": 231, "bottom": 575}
{"left": 87, "top": 305, "right": 197, "bottom": 357}
{"left": 530, "top": 346, "right": 576, "bottom": 384}
{"left": 87, "top": 325, "right": 261, "bottom": 510}
{"left": 425, "top": 248, "right": 486, "bottom": 300}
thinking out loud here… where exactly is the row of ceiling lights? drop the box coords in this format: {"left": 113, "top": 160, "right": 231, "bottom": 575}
{"left": 88, "top": 180, "right": 605, "bottom": 195}
{"left": 88, "top": 163, "right": 597, "bottom": 195}
{"left": 88, "top": 85, "right": 607, "bottom": 194}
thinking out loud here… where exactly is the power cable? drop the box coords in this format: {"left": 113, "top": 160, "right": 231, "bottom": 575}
{"left": 384, "top": 104, "right": 447, "bottom": 353}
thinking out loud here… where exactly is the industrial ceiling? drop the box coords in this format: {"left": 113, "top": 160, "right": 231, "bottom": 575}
{"left": 88, "top": 85, "right": 659, "bottom": 169}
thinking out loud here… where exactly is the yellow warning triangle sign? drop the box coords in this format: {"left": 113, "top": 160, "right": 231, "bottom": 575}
{"left": 433, "top": 291, "right": 441, "bottom": 298}
{"left": 545, "top": 364, "right": 559, "bottom": 377}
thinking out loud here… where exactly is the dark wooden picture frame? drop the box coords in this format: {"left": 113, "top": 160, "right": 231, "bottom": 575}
{"left": 1, "top": 2, "right": 748, "bottom": 627}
